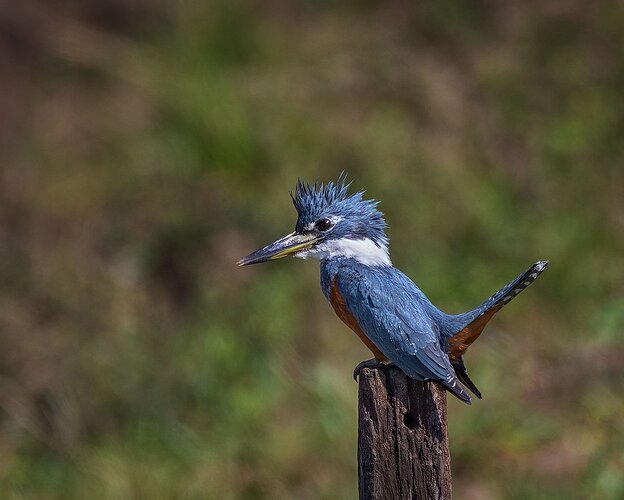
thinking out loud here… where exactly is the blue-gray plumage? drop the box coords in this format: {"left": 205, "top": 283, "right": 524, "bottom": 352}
{"left": 238, "top": 177, "right": 548, "bottom": 404}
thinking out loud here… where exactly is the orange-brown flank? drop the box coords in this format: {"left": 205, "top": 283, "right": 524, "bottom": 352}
{"left": 329, "top": 276, "right": 389, "bottom": 362}
{"left": 447, "top": 305, "right": 502, "bottom": 360}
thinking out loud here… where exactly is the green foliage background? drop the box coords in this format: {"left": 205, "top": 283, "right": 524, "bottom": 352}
{"left": 1, "top": 1, "right": 623, "bottom": 498}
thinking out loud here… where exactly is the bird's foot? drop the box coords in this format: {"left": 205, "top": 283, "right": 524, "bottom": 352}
{"left": 353, "top": 359, "right": 392, "bottom": 382}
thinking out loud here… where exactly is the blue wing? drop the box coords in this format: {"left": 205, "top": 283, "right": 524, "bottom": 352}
{"left": 333, "top": 267, "right": 471, "bottom": 404}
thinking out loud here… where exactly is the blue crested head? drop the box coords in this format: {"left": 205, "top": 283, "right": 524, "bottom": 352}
{"left": 291, "top": 178, "right": 388, "bottom": 249}
{"left": 238, "top": 176, "right": 392, "bottom": 267}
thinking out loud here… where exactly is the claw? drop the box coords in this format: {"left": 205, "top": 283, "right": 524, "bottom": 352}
{"left": 353, "top": 358, "right": 383, "bottom": 382}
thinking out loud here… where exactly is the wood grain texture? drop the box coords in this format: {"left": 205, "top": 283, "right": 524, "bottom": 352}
{"left": 358, "top": 365, "right": 451, "bottom": 500}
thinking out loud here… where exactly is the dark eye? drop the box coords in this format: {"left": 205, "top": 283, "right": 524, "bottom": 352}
{"left": 315, "top": 218, "right": 333, "bottom": 232}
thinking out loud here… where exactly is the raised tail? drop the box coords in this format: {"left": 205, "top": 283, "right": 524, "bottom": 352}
{"left": 443, "top": 260, "right": 548, "bottom": 399}
{"left": 469, "top": 260, "right": 548, "bottom": 321}
{"left": 445, "top": 260, "right": 549, "bottom": 362}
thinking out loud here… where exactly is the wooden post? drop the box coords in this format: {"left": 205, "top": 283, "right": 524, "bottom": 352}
{"left": 358, "top": 365, "right": 451, "bottom": 500}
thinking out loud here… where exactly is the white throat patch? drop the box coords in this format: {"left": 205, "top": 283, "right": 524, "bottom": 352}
{"left": 295, "top": 237, "right": 391, "bottom": 266}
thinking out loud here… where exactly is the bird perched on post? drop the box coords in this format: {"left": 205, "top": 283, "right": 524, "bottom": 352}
{"left": 237, "top": 178, "right": 548, "bottom": 404}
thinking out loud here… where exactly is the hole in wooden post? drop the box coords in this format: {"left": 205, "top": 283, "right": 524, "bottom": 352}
{"left": 403, "top": 410, "right": 418, "bottom": 430}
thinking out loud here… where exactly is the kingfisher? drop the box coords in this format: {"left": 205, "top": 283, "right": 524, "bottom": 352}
{"left": 237, "top": 178, "right": 548, "bottom": 404}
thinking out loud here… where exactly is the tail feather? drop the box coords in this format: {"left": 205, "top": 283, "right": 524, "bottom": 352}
{"left": 472, "top": 260, "right": 549, "bottom": 317}
{"left": 446, "top": 260, "right": 548, "bottom": 361}
{"left": 452, "top": 358, "right": 482, "bottom": 399}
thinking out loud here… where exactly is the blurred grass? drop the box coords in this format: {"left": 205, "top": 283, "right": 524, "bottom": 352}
{"left": 1, "top": 1, "right": 623, "bottom": 498}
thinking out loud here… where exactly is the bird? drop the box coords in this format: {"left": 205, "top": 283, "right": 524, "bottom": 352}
{"left": 237, "top": 177, "right": 548, "bottom": 404}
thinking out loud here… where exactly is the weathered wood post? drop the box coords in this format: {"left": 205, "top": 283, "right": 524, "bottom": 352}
{"left": 358, "top": 365, "right": 451, "bottom": 500}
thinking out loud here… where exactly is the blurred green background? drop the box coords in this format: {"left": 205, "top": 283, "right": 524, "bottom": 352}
{"left": 1, "top": 1, "right": 623, "bottom": 498}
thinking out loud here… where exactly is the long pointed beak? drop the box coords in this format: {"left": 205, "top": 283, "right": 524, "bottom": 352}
{"left": 237, "top": 232, "right": 320, "bottom": 266}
